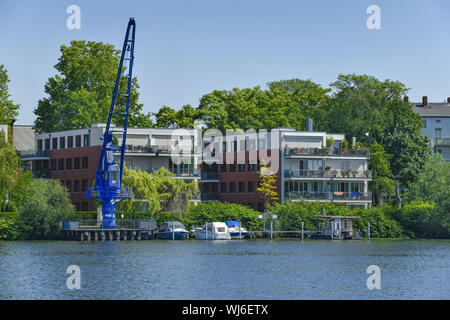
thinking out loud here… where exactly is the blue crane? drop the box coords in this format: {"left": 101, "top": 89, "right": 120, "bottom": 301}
{"left": 85, "top": 18, "right": 136, "bottom": 228}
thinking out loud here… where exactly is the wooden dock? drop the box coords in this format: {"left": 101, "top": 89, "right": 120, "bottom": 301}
{"left": 62, "top": 228, "right": 154, "bottom": 241}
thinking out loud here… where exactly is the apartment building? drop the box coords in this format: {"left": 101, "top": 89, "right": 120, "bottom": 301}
{"left": 200, "top": 124, "right": 372, "bottom": 210}
{"left": 411, "top": 96, "right": 450, "bottom": 161}
{"left": 22, "top": 123, "right": 199, "bottom": 211}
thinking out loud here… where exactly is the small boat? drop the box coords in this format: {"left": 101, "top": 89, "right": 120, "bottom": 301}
{"left": 156, "top": 221, "right": 189, "bottom": 240}
{"left": 194, "top": 222, "right": 231, "bottom": 240}
{"left": 225, "top": 221, "right": 248, "bottom": 239}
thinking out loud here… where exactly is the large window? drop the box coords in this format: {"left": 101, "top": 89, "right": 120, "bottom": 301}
{"left": 220, "top": 183, "right": 227, "bottom": 193}
{"left": 74, "top": 180, "right": 80, "bottom": 192}
{"left": 74, "top": 157, "right": 80, "bottom": 169}
{"left": 229, "top": 182, "right": 236, "bottom": 193}
{"left": 68, "top": 136, "right": 73, "bottom": 148}
{"left": 239, "top": 182, "right": 245, "bottom": 193}
{"left": 59, "top": 137, "right": 65, "bottom": 149}
{"left": 50, "top": 159, "right": 56, "bottom": 171}
{"left": 248, "top": 181, "right": 255, "bottom": 193}
{"left": 66, "top": 180, "right": 72, "bottom": 192}
{"left": 83, "top": 134, "right": 90, "bottom": 147}
{"left": 58, "top": 159, "right": 64, "bottom": 170}
{"left": 76, "top": 135, "right": 81, "bottom": 147}
{"left": 52, "top": 137, "right": 58, "bottom": 150}
{"left": 66, "top": 158, "right": 72, "bottom": 170}
{"left": 82, "top": 157, "right": 88, "bottom": 169}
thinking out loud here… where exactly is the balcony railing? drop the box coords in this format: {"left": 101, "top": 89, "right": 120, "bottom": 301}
{"left": 285, "top": 191, "right": 372, "bottom": 201}
{"left": 122, "top": 144, "right": 194, "bottom": 154}
{"left": 284, "top": 168, "right": 372, "bottom": 179}
{"left": 144, "top": 168, "right": 200, "bottom": 177}
{"left": 284, "top": 147, "right": 370, "bottom": 157}
{"left": 201, "top": 172, "right": 219, "bottom": 180}
{"left": 32, "top": 169, "right": 50, "bottom": 179}
{"left": 20, "top": 150, "right": 50, "bottom": 159}
{"left": 434, "top": 137, "right": 450, "bottom": 147}
{"left": 201, "top": 193, "right": 220, "bottom": 201}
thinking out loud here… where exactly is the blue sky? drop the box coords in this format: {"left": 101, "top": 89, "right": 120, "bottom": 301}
{"left": 1, "top": 0, "right": 450, "bottom": 125}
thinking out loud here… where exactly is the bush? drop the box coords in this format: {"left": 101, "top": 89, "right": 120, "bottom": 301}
{"left": 181, "top": 202, "right": 262, "bottom": 230}
{"left": 0, "top": 212, "right": 20, "bottom": 240}
{"left": 352, "top": 206, "right": 404, "bottom": 238}
{"left": 18, "top": 179, "right": 74, "bottom": 239}
{"left": 389, "top": 201, "right": 449, "bottom": 239}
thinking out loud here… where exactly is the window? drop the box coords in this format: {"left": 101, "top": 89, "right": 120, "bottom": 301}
{"left": 60, "top": 137, "right": 65, "bottom": 149}
{"left": 66, "top": 158, "right": 72, "bottom": 170}
{"left": 45, "top": 138, "right": 50, "bottom": 150}
{"left": 81, "top": 202, "right": 88, "bottom": 211}
{"left": 221, "top": 164, "right": 227, "bottom": 173}
{"left": 76, "top": 135, "right": 81, "bottom": 147}
{"left": 257, "top": 202, "right": 264, "bottom": 212}
{"left": 229, "top": 182, "right": 236, "bottom": 193}
{"left": 68, "top": 136, "right": 73, "bottom": 148}
{"left": 37, "top": 139, "right": 43, "bottom": 151}
{"left": 248, "top": 164, "right": 256, "bottom": 172}
{"left": 50, "top": 159, "right": 56, "bottom": 171}
{"left": 66, "top": 180, "right": 72, "bottom": 192}
{"left": 52, "top": 137, "right": 58, "bottom": 150}
{"left": 436, "top": 119, "right": 441, "bottom": 123}
{"left": 239, "top": 164, "right": 245, "bottom": 172}
{"left": 423, "top": 120, "right": 427, "bottom": 128}
{"left": 82, "top": 179, "right": 88, "bottom": 191}
{"left": 239, "top": 182, "right": 245, "bottom": 193}
{"left": 435, "top": 128, "right": 442, "bottom": 138}
{"left": 83, "top": 134, "right": 90, "bottom": 147}
{"left": 82, "top": 157, "right": 88, "bottom": 169}
{"left": 220, "top": 183, "right": 227, "bottom": 193}
{"left": 58, "top": 159, "right": 64, "bottom": 170}
{"left": 248, "top": 181, "right": 255, "bottom": 193}
{"left": 229, "top": 164, "right": 236, "bottom": 172}
{"left": 74, "top": 180, "right": 80, "bottom": 192}
{"left": 74, "top": 157, "right": 80, "bottom": 169}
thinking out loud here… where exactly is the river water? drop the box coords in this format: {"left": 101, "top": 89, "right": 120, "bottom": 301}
{"left": 0, "top": 239, "right": 448, "bottom": 300}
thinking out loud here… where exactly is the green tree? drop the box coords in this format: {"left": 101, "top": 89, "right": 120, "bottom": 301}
{"left": 256, "top": 162, "right": 279, "bottom": 211}
{"left": 0, "top": 131, "right": 20, "bottom": 211}
{"left": 18, "top": 179, "right": 74, "bottom": 239}
{"left": 369, "top": 142, "right": 394, "bottom": 206}
{"left": 33, "top": 40, "right": 151, "bottom": 133}
{"left": 120, "top": 167, "right": 199, "bottom": 216}
{"left": 154, "top": 104, "right": 199, "bottom": 128}
{"left": 0, "top": 64, "right": 20, "bottom": 124}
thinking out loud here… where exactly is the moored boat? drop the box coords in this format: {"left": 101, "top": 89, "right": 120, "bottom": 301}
{"left": 224, "top": 221, "right": 248, "bottom": 239}
{"left": 156, "top": 221, "right": 189, "bottom": 240}
{"left": 194, "top": 222, "right": 231, "bottom": 240}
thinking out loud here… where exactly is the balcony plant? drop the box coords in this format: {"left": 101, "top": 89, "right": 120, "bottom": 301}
{"left": 342, "top": 139, "right": 349, "bottom": 153}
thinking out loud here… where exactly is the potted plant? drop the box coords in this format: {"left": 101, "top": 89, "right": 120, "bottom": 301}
{"left": 342, "top": 139, "right": 349, "bottom": 153}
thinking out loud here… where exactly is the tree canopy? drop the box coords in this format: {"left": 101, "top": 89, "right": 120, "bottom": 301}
{"left": 33, "top": 40, "right": 152, "bottom": 133}
{"left": 0, "top": 64, "right": 20, "bottom": 123}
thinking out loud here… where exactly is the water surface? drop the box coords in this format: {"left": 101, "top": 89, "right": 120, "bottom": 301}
{"left": 0, "top": 239, "right": 448, "bottom": 299}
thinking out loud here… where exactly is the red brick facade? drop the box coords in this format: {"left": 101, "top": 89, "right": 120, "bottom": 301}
{"left": 201, "top": 149, "right": 281, "bottom": 211}
{"left": 49, "top": 146, "right": 102, "bottom": 211}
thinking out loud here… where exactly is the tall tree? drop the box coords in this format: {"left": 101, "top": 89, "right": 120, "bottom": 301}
{"left": 0, "top": 64, "right": 20, "bottom": 123}
{"left": 33, "top": 40, "right": 151, "bottom": 133}
{"left": 153, "top": 104, "right": 199, "bottom": 128}
{"left": 369, "top": 142, "right": 394, "bottom": 206}
{"left": 0, "top": 131, "right": 20, "bottom": 211}
{"left": 256, "top": 162, "right": 279, "bottom": 211}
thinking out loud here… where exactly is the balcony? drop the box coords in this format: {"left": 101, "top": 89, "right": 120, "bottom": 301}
{"left": 200, "top": 172, "right": 219, "bottom": 180}
{"left": 285, "top": 191, "right": 372, "bottom": 202}
{"left": 284, "top": 168, "right": 372, "bottom": 179}
{"left": 20, "top": 149, "right": 50, "bottom": 160}
{"left": 32, "top": 169, "right": 50, "bottom": 179}
{"left": 121, "top": 144, "right": 194, "bottom": 154}
{"left": 144, "top": 168, "right": 200, "bottom": 178}
{"left": 434, "top": 137, "right": 450, "bottom": 147}
{"left": 201, "top": 193, "right": 220, "bottom": 201}
{"left": 284, "top": 147, "right": 369, "bottom": 158}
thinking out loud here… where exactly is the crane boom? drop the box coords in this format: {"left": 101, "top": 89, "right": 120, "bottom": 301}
{"left": 85, "top": 18, "right": 135, "bottom": 229}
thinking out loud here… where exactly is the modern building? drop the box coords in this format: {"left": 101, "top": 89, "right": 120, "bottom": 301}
{"left": 200, "top": 124, "right": 372, "bottom": 210}
{"left": 410, "top": 96, "right": 450, "bottom": 161}
{"left": 21, "top": 121, "right": 372, "bottom": 211}
{"left": 22, "top": 123, "right": 199, "bottom": 211}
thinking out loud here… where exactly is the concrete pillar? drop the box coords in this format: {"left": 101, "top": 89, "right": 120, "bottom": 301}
{"left": 116, "top": 231, "right": 120, "bottom": 241}
{"left": 86, "top": 232, "right": 91, "bottom": 241}
{"left": 108, "top": 231, "right": 113, "bottom": 241}
{"left": 80, "top": 232, "right": 84, "bottom": 241}
{"left": 94, "top": 231, "right": 98, "bottom": 241}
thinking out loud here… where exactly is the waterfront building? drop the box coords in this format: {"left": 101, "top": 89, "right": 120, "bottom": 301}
{"left": 21, "top": 121, "right": 372, "bottom": 211}
{"left": 200, "top": 122, "right": 372, "bottom": 211}
{"left": 22, "top": 123, "right": 199, "bottom": 211}
{"left": 411, "top": 96, "right": 450, "bottom": 161}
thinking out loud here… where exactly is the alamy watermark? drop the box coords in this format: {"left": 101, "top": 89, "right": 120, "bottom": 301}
{"left": 366, "top": 265, "right": 381, "bottom": 290}
{"left": 66, "top": 265, "right": 81, "bottom": 289}
{"left": 66, "top": 5, "right": 81, "bottom": 30}
{"left": 366, "top": 5, "right": 381, "bottom": 30}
